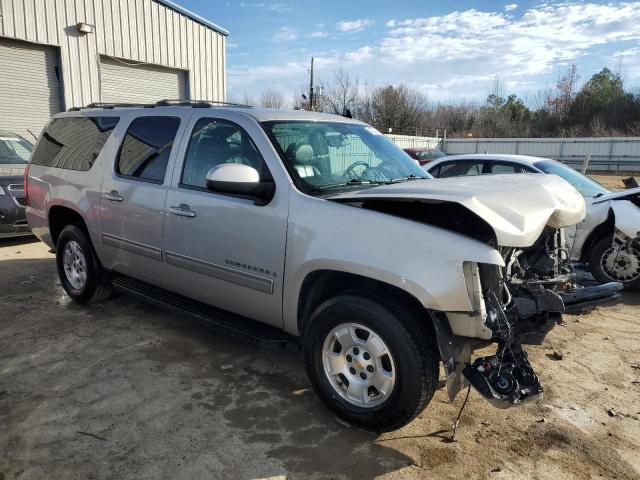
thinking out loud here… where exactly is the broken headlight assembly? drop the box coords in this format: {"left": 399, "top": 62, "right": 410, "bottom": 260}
{"left": 460, "top": 262, "right": 545, "bottom": 407}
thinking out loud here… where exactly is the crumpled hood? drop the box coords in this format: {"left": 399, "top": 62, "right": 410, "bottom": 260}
{"left": 329, "top": 173, "right": 586, "bottom": 247}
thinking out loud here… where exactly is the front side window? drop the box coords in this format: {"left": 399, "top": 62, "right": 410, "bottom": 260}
{"left": 263, "top": 121, "right": 430, "bottom": 195}
{"left": 117, "top": 117, "right": 180, "bottom": 183}
{"left": 534, "top": 160, "right": 610, "bottom": 197}
{"left": 181, "top": 118, "right": 266, "bottom": 189}
{"left": 0, "top": 135, "right": 32, "bottom": 164}
{"left": 31, "top": 116, "right": 119, "bottom": 170}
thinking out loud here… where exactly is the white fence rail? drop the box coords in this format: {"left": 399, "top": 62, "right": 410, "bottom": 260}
{"left": 440, "top": 137, "right": 640, "bottom": 173}
{"left": 386, "top": 134, "right": 441, "bottom": 149}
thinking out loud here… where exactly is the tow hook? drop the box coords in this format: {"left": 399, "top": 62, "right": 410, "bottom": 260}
{"left": 463, "top": 344, "right": 542, "bottom": 408}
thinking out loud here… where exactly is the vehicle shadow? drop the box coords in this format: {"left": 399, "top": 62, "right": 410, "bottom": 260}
{"left": 0, "top": 257, "right": 415, "bottom": 480}
{"left": 0, "top": 235, "right": 38, "bottom": 248}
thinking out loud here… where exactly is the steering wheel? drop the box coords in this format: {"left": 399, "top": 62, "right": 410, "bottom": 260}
{"left": 344, "top": 161, "right": 370, "bottom": 179}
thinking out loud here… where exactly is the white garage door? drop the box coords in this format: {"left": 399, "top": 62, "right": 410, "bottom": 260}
{"left": 100, "top": 57, "right": 187, "bottom": 105}
{"left": 0, "top": 38, "right": 62, "bottom": 139}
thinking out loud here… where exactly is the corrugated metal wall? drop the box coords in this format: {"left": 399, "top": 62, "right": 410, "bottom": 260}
{"left": 0, "top": 0, "right": 226, "bottom": 109}
{"left": 99, "top": 56, "right": 187, "bottom": 103}
{"left": 0, "top": 38, "right": 62, "bottom": 138}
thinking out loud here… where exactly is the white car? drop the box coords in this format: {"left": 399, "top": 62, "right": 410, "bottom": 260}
{"left": 426, "top": 154, "right": 640, "bottom": 289}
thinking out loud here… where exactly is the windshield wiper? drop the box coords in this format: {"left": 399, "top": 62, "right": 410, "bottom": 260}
{"left": 320, "top": 178, "right": 387, "bottom": 189}
{"left": 388, "top": 174, "right": 430, "bottom": 183}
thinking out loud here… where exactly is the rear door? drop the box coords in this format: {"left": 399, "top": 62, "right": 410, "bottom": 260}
{"left": 162, "top": 113, "right": 288, "bottom": 327}
{"left": 99, "top": 113, "right": 187, "bottom": 288}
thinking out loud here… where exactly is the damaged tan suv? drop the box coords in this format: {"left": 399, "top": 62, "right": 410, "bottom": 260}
{"left": 25, "top": 102, "right": 621, "bottom": 431}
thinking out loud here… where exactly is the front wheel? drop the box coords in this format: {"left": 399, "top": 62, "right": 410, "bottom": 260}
{"left": 56, "top": 225, "right": 112, "bottom": 303}
{"left": 303, "top": 294, "right": 439, "bottom": 431}
{"left": 588, "top": 236, "right": 640, "bottom": 290}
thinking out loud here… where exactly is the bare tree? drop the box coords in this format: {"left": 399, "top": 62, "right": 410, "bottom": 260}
{"left": 320, "top": 68, "right": 359, "bottom": 116}
{"left": 359, "top": 84, "right": 427, "bottom": 134}
{"left": 552, "top": 64, "right": 579, "bottom": 120}
{"left": 239, "top": 92, "right": 256, "bottom": 107}
{"left": 259, "top": 88, "right": 285, "bottom": 109}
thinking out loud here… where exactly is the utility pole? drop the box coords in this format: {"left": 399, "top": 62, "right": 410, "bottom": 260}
{"left": 308, "top": 57, "right": 314, "bottom": 111}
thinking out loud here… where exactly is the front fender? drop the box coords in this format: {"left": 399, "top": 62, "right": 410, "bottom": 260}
{"left": 282, "top": 194, "right": 504, "bottom": 335}
{"left": 611, "top": 200, "right": 640, "bottom": 239}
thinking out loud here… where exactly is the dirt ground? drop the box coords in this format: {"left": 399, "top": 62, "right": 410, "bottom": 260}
{"left": 1, "top": 238, "right": 640, "bottom": 480}
{"left": 590, "top": 174, "right": 630, "bottom": 191}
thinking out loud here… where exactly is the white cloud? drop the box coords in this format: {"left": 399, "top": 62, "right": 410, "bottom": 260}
{"left": 239, "top": 2, "right": 290, "bottom": 12}
{"left": 344, "top": 46, "right": 374, "bottom": 63}
{"left": 614, "top": 47, "right": 640, "bottom": 57}
{"left": 310, "top": 31, "right": 328, "bottom": 38}
{"left": 271, "top": 26, "right": 298, "bottom": 42}
{"left": 373, "top": 4, "right": 640, "bottom": 80}
{"left": 336, "top": 18, "right": 374, "bottom": 33}
{"left": 233, "top": 3, "right": 640, "bottom": 101}
{"left": 504, "top": 3, "right": 518, "bottom": 11}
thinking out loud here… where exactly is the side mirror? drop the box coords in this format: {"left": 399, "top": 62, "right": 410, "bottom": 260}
{"left": 205, "top": 164, "right": 275, "bottom": 205}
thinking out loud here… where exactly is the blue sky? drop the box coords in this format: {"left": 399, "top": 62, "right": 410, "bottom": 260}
{"left": 179, "top": 1, "right": 640, "bottom": 105}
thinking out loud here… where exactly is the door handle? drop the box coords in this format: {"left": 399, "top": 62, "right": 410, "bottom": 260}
{"left": 168, "top": 204, "right": 196, "bottom": 218}
{"left": 103, "top": 190, "right": 123, "bottom": 202}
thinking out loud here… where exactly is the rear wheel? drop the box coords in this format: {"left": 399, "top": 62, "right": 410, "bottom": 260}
{"left": 56, "top": 225, "right": 112, "bottom": 303}
{"left": 303, "top": 294, "right": 439, "bottom": 431}
{"left": 589, "top": 236, "right": 640, "bottom": 290}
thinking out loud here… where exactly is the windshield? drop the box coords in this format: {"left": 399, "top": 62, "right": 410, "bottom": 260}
{"left": 534, "top": 160, "right": 610, "bottom": 197}
{"left": 263, "top": 121, "right": 431, "bottom": 194}
{"left": 0, "top": 136, "right": 32, "bottom": 164}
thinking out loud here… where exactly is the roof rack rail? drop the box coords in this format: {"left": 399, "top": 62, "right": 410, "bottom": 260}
{"left": 155, "top": 99, "right": 252, "bottom": 108}
{"left": 68, "top": 99, "right": 252, "bottom": 112}
{"left": 68, "top": 102, "right": 154, "bottom": 111}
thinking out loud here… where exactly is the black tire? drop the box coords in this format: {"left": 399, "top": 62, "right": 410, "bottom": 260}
{"left": 56, "top": 225, "right": 112, "bottom": 303}
{"left": 588, "top": 236, "right": 640, "bottom": 290}
{"left": 302, "top": 294, "right": 439, "bottom": 432}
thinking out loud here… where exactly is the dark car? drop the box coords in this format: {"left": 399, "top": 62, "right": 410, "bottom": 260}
{"left": 0, "top": 132, "right": 33, "bottom": 238}
{"left": 403, "top": 147, "right": 446, "bottom": 166}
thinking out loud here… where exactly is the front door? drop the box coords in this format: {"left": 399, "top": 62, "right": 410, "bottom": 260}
{"left": 163, "top": 115, "right": 288, "bottom": 327}
{"left": 100, "top": 114, "right": 185, "bottom": 287}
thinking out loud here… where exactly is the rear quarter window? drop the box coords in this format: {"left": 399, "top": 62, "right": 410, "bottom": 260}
{"left": 116, "top": 116, "right": 180, "bottom": 183}
{"left": 31, "top": 116, "right": 120, "bottom": 171}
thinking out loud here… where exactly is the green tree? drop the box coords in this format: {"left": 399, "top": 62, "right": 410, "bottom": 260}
{"left": 569, "top": 67, "right": 640, "bottom": 133}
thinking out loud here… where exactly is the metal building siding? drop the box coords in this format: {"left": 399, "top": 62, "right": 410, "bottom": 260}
{"left": 99, "top": 56, "right": 187, "bottom": 103}
{"left": 0, "top": 38, "right": 62, "bottom": 138}
{"left": 0, "top": 0, "right": 226, "bottom": 108}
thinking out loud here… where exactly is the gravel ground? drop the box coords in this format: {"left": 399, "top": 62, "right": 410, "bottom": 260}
{"left": 1, "top": 238, "right": 640, "bottom": 480}
{"left": 589, "top": 174, "right": 634, "bottom": 191}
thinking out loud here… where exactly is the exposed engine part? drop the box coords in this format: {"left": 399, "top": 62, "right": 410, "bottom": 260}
{"left": 463, "top": 344, "right": 542, "bottom": 408}
{"left": 504, "top": 227, "right": 574, "bottom": 289}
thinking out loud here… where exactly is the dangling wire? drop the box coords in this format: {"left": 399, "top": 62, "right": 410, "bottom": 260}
{"left": 451, "top": 385, "right": 471, "bottom": 442}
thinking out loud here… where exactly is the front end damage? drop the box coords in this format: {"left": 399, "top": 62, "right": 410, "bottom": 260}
{"left": 438, "top": 227, "right": 622, "bottom": 408}
{"left": 329, "top": 174, "right": 623, "bottom": 408}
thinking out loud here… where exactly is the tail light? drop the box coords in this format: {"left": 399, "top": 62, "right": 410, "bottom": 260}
{"left": 23, "top": 163, "right": 30, "bottom": 207}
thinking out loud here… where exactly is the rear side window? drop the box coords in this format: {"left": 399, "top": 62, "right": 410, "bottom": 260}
{"left": 436, "top": 161, "right": 484, "bottom": 178}
{"left": 489, "top": 162, "right": 524, "bottom": 174}
{"left": 116, "top": 117, "right": 180, "bottom": 183}
{"left": 31, "top": 116, "right": 119, "bottom": 171}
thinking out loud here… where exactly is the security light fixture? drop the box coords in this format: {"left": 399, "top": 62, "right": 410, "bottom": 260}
{"left": 77, "top": 22, "right": 95, "bottom": 34}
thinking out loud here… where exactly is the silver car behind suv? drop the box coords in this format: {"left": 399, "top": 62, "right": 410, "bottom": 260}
{"left": 25, "top": 101, "right": 620, "bottom": 431}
